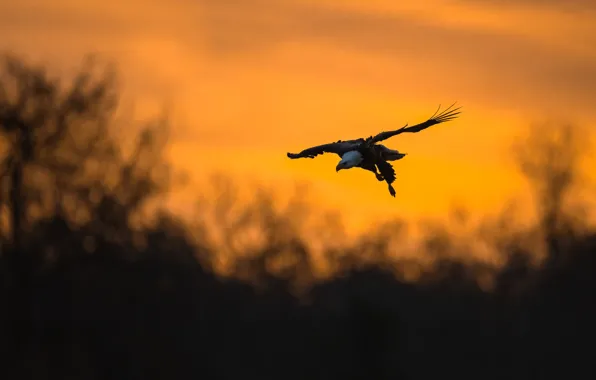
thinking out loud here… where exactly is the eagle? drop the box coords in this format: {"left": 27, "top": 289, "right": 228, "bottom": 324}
{"left": 286, "top": 102, "right": 461, "bottom": 197}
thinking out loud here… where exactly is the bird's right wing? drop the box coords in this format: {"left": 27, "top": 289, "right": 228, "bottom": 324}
{"left": 287, "top": 140, "right": 362, "bottom": 159}
{"left": 369, "top": 102, "right": 461, "bottom": 145}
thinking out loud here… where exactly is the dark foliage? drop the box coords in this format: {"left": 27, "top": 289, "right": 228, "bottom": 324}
{"left": 1, "top": 53, "right": 595, "bottom": 380}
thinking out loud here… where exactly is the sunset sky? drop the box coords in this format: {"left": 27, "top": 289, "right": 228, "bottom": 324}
{"left": 1, "top": 0, "right": 595, "bottom": 232}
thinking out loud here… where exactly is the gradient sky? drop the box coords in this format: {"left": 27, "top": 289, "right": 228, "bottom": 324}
{"left": 2, "top": 0, "right": 595, "bottom": 232}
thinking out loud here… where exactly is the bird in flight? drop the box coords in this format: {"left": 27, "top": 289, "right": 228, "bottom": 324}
{"left": 286, "top": 102, "right": 461, "bottom": 197}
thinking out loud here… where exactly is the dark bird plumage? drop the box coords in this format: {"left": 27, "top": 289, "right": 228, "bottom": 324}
{"left": 286, "top": 102, "right": 461, "bottom": 197}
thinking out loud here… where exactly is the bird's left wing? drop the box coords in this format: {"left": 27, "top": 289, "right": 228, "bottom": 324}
{"left": 287, "top": 139, "right": 362, "bottom": 159}
{"left": 369, "top": 102, "right": 461, "bottom": 145}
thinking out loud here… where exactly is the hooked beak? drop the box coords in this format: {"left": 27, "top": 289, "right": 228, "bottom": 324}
{"left": 336, "top": 164, "right": 342, "bottom": 172}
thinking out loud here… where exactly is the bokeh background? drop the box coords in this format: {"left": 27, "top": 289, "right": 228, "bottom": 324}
{"left": 1, "top": 1, "right": 596, "bottom": 379}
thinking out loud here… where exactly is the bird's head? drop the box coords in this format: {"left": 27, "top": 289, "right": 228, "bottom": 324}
{"left": 336, "top": 151, "right": 363, "bottom": 172}
{"left": 336, "top": 161, "right": 348, "bottom": 172}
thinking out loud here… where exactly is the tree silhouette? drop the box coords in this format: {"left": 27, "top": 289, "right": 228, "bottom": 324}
{"left": 0, "top": 52, "right": 176, "bottom": 378}
{"left": 512, "top": 121, "right": 590, "bottom": 265}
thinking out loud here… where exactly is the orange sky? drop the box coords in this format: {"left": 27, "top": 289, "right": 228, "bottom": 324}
{"left": 1, "top": 0, "right": 595, "bottom": 232}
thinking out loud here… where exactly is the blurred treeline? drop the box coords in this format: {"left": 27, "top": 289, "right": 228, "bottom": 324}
{"left": 0, "top": 53, "right": 595, "bottom": 380}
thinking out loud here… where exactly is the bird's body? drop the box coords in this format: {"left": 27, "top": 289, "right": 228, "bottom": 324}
{"left": 286, "top": 103, "right": 461, "bottom": 197}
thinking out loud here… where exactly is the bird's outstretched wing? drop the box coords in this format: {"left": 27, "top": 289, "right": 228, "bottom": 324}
{"left": 287, "top": 139, "right": 363, "bottom": 159}
{"left": 369, "top": 102, "right": 461, "bottom": 145}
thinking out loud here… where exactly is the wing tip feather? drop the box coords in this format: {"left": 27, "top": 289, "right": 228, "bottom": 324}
{"left": 431, "top": 101, "right": 462, "bottom": 123}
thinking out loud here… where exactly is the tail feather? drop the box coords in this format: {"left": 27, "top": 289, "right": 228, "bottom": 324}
{"left": 377, "top": 145, "right": 406, "bottom": 161}
{"left": 384, "top": 152, "right": 406, "bottom": 161}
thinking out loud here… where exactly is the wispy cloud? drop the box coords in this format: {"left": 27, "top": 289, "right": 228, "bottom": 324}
{"left": 457, "top": 0, "right": 596, "bottom": 11}
{"left": 197, "top": 0, "right": 596, "bottom": 116}
{"left": 2, "top": 0, "right": 594, "bottom": 117}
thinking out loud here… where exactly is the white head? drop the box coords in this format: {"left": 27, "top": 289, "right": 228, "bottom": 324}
{"left": 336, "top": 150, "right": 363, "bottom": 172}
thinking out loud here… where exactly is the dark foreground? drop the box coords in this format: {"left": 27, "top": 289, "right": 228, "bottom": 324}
{"left": 1, "top": 215, "right": 595, "bottom": 380}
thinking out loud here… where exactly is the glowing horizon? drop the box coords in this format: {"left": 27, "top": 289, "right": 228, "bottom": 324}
{"left": 1, "top": 0, "right": 595, "bottom": 233}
